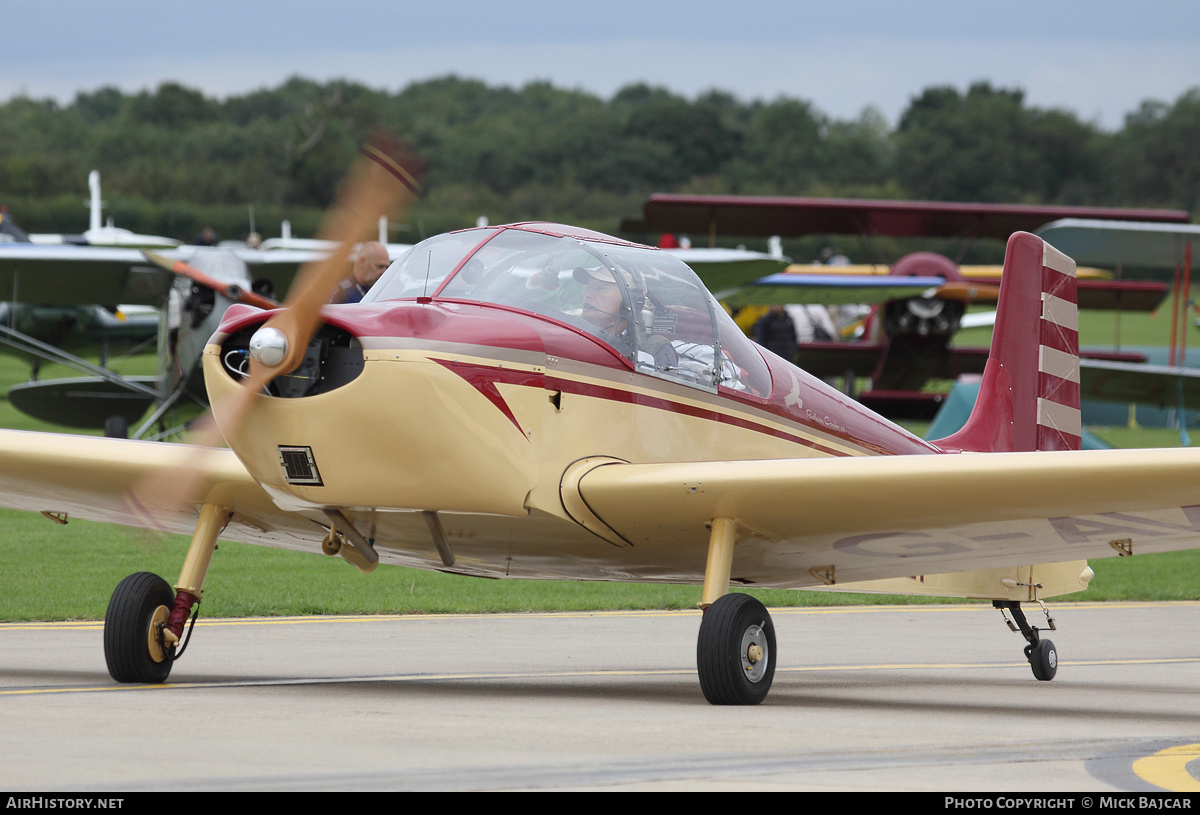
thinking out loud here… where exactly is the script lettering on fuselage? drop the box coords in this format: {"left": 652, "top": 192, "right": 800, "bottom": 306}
{"left": 804, "top": 409, "right": 845, "bottom": 434}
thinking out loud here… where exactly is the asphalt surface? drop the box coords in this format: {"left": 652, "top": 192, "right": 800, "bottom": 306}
{"left": 3, "top": 602, "right": 1200, "bottom": 791}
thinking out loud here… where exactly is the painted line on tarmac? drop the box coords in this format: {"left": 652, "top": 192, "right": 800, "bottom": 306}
{"left": 6, "top": 655, "right": 1200, "bottom": 697}
{"left": 1133, "top": 743, "right": 1200, "bottom": 792}
{"left": 0, "top": 610, "right": 703, "bottom": 631}
{"left": 0, "top": 667, "right": 692, "bottom": 696}
{"left": 3, "top": 600, "right": 1198, "bottom": 631}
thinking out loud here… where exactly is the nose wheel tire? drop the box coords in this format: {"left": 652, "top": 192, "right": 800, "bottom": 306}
{"left": 104, "top": 572, "right": 176, "bottom": 684}
{"left": 1027, "top": 639, "right": 1057, "bottom": 682}
{"left": 697, "top": 593, "right": 776, "bottom": 705}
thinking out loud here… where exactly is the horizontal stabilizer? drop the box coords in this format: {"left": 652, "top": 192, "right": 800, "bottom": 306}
{"left": 8, "top": 376, "right": 157, "bottom": 429}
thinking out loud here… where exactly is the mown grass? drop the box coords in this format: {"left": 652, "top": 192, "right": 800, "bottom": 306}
{"left": 2, "top": 299, "right": 1200, "bottom": 622}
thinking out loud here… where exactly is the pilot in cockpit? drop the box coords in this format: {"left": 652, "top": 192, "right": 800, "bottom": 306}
{"left": 576, "top": 267, "right": 629, "bottom": 331}
{"left": 574, "top": 264, "right": 726, "bottom": 386}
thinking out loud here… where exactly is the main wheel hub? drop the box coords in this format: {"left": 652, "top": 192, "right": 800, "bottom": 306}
{"left": 147, "top": 605, "right": 170, "bottom": 664}
{"left": 741, "top": 625, "right": 768, "bottom": 683}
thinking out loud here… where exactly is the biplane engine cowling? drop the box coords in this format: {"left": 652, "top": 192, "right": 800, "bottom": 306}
{"left": 884, "top": 252, "right": 965, "bottom": 338}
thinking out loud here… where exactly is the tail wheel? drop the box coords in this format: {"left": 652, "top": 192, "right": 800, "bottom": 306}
{"left": 697, "top": 593, "right": 776, "bottom": 705}
{"left": 1028, "top": 639, "right": 1058, "bottom": 682}
{"left": 104, "top": 572, "right": 176, "bottom": 683}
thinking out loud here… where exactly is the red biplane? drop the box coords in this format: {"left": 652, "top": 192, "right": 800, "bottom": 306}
{"left": 5, "top": 152, "right": 1200, "bottom": 706}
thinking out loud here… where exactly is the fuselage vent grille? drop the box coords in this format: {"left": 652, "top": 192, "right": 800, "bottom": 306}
{"left": 278, "top": 445, "right": 323, "bottom": 486}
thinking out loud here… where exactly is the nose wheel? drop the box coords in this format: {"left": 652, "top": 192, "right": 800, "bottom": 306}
{"left": 697, "top": 593, "right": 776, "bottom": 705}
{"left": 103, "top": 572, "right": 177, "bottom": 683}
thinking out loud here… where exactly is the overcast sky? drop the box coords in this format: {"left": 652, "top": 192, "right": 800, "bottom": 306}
{"left": 5, "top": 1, "right": 1199, "bottom": 130}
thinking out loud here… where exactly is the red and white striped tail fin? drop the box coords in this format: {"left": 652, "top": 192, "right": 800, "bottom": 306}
{"left": 931, "top": 232, "right": 1080, "bottom": 453}
{"left": 1035, "top": 241, "right": 1081, "bottom": 451}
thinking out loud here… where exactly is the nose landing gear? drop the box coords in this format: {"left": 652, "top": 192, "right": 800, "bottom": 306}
{"left": 103, "top": 503, "right": 228, "bottom": 683}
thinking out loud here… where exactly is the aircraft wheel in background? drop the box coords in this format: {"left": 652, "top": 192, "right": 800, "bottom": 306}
{"left": 697, "top": 593, "right": 776, "bottom": 705}
{"left": 104, "top": 572, "right": 176, "bottom": 683}
{"left": 1028, "top": 639, "right": 1057, "bottom": 682}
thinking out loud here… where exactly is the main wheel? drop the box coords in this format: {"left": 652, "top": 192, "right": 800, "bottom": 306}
{"left": 1029, "top": 639, "right": 1057, "bottom": 682}
{"left": 104, "top": 572, "right": 176, "bottom": 683}
{"left": 697, "top": 593, "right": 776, "bottom": 705}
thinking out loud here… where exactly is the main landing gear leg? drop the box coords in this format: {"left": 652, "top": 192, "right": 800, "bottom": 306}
{"left": 696, "top": 518, "right": 776, "bottom": 705}
{"left": 103, "top": 503, "right": 230, "bottom": 683}
{"left": 995, "top": 600, "right": 1058, "bottom": 681}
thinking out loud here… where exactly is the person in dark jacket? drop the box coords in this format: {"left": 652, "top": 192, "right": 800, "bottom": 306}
{"left": 754, "top": 304, "right": 799, "bottom": 362}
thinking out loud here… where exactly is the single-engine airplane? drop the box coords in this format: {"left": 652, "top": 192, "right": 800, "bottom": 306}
{"left": 625, "top": 194, "right": 1184, "bottom": 417}
{"left": 9, "top": 148, "right": 1200, "bottom": 706}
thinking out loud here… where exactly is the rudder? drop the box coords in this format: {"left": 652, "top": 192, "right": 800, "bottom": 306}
{"left": 932, "top": 232, "right": 1080, "bottom": 453}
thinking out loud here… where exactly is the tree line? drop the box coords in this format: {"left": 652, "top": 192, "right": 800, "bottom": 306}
{"left": 1, "top": 76, "right": 1197, "bottom": 255}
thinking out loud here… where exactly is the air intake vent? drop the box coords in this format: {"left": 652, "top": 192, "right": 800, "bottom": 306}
{"left": 278, "top": 445, "right": 323, "bottom": 486}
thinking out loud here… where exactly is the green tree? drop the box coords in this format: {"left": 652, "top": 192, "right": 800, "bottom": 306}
{"left": 894, "top": 82, "right": 1097, "bottom": 203}
{"left": 1107, "top": 89, "right": 1200, "bottom": 211}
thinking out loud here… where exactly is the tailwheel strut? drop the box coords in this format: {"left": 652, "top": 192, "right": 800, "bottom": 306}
{"left": 995, "top": 600, "right": 1058, "bottom": 682}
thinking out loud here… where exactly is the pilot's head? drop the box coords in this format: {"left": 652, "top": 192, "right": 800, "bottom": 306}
{"left": 575, "top": 266, "right": 629, "bottom": 335}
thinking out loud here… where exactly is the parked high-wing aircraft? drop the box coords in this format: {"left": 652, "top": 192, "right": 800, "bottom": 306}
{"left": 0, "top": 180, "right": 424, "bottom": 434}
{"left": 624, "top": 194, "right": 1185, "bottom": 417}
{"left": 6, "top": 141, "right": 1200, "bottom": 706}
{"left": 0, "top": 237, "right": 342, "bottom": 433}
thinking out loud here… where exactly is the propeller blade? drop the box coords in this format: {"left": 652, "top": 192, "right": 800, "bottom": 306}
{"left": 247, "top": 135, "right": 422, "bottom": 386}
{"left": 127, "top": 134, "right": 422, "bottom": 517}
{"left": 142, "top": 250, "right": 281, "bottom": 310}
{"left": 935, "top": 281, "right": 1001, "bottom": 303}
{"left": 213, "top": 135, "right": 421, "bottom": 440}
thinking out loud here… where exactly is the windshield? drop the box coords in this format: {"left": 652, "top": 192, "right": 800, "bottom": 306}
{"left": 363, "top": 229, "right": 500, "bottom": 302}
{"left": 373, "top": 226, "right": 770, "bottom": 395}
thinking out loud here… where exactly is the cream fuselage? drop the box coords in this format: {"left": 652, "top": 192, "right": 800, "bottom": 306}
{"left": 205, "top": 298, "right": 935, "bottom": 584}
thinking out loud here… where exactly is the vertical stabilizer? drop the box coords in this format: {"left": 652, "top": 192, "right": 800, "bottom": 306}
{"left": 88, "top": 171, "right": 102, "bottom": 233}
{"left": 932, "top": 232, "right": 1079, "bottom": 453}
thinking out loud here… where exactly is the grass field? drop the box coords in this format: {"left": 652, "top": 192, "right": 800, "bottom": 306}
{"left": 1, "top": 297, "right": 1199, "bottom": 622}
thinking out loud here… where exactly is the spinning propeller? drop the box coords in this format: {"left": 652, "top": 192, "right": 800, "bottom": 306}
{"left": 213, "top": 135, "right": 421, "bottom": 440}
{"left": 127, "top": 135, "right": 422, "bottom": 517}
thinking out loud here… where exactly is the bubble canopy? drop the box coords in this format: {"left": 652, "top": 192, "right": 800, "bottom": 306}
{"left": 364, "top": 224, "right": 771, "bottom": 395}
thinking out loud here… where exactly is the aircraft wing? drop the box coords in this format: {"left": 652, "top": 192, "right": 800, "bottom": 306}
{"left": 1080, "top": 358, "right": 1200, "bottom": 409}
{"left": 1036, "top": 219, "right": 1200, "bottom": 271}
{"left": 626, "top": 194, "right": 1189, "bottom": 239}
{"left": 564, "top": 448, "right": 1200, "bottom": 589}
{"left": 661, "top": 248, "right": 790, "bottom": 293}
{"left": 6, "top": 429, "right": 1200, "bottom": 597}
{"left": 0, "top": 430, "right": 323, "bottom": 548}
{"left": 0, "top": 243, "right": 376, "bottom": 307}
{"left": 0, "top": 245, "right": 172, "bottom": 306}
{"left": 716, "top": 273, "right": 946, "bottom": 307}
